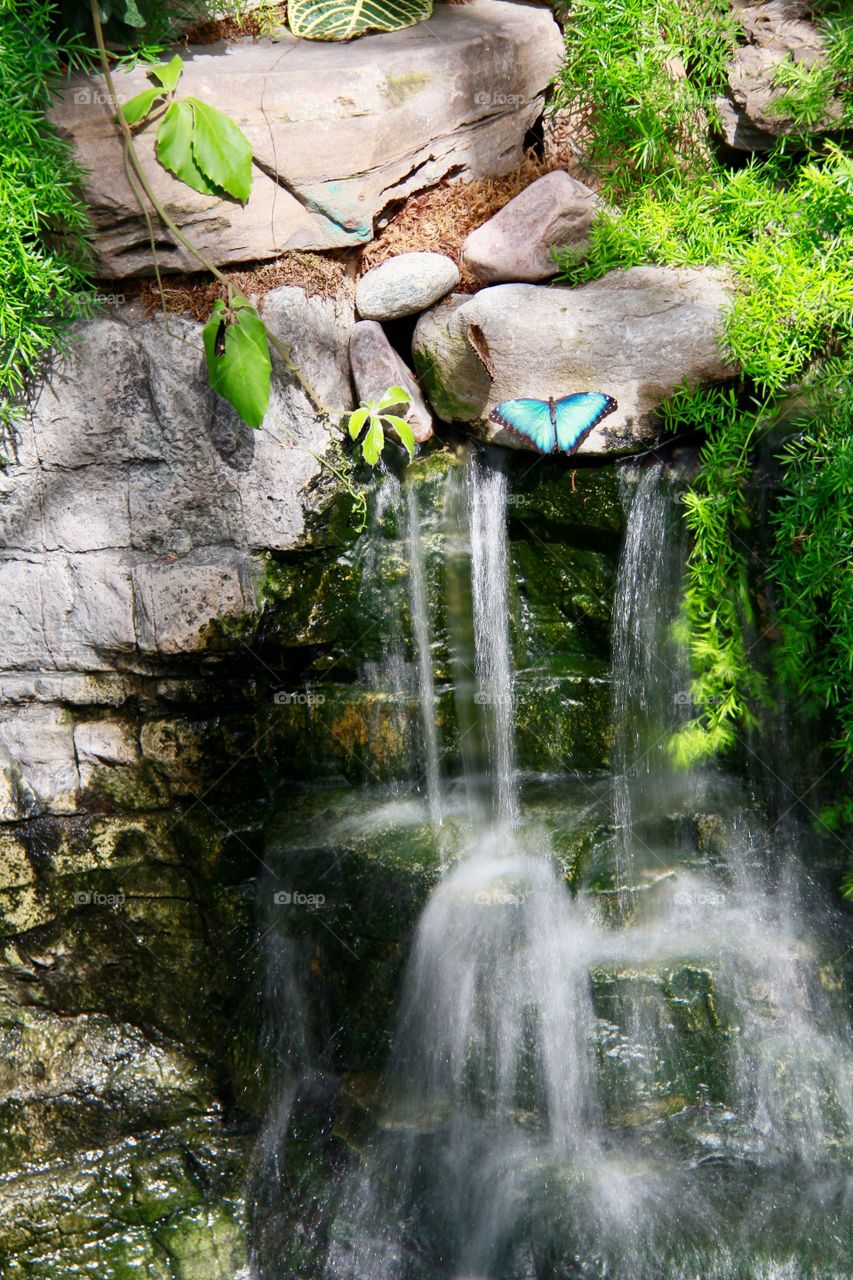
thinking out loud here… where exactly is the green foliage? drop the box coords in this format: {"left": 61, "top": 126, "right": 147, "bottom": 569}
{"left": 554, "top": 127, "right": 853, "bottom": 785}
{"left": 771, "top": 57, "right": 837, "bottom": 129}
{"left": 769, "top": 356, "right": 853, "bottom": 769}
{"left": 346, "top": 387, "right": 415, "bottom": 465}
{"left": 0, "top": 2, "right": 93, "bottom": 442}
{"left": 202, "top": 297, "right": 272, "bottom": 428}
{"left": 287, "top": 0, "right": 432, "bottom": 41}
{"left": 662, "top": 387, "right": 770, "bottom": 767}
{"left": 770, "top": 1, "right": 853, "bottom": 132}
{"left": 555, "top": 148, "right": 853, "bottom": 395}
{"left": 552, "top": 0, "right": 736, "bottom": 193}
{"left": 121, "top": 56, "right": 253, "bottom": 202}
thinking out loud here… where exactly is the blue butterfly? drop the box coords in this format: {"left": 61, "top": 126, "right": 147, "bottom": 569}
{"left": 489, "top": 392, "right": 617, "bottom": 455}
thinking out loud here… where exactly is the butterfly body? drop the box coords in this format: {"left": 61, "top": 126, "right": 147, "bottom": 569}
{"left": 489, "top": 391, "right": 617, "bottom": 456}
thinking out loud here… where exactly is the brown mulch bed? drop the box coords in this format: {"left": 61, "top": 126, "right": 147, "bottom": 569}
{"left": 134, "top": 252, "right": 351, "bottom": 321}
{"left": 360, "top": 138, "right": 598, "bottom": 290}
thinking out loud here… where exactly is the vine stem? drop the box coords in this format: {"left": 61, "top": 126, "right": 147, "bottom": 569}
{"left": 87, "top": 0, "right": 325, "bottom": 412}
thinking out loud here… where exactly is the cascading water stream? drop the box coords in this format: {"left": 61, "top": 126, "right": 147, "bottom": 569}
{"left": 406, "top": 485, "right": 443, "bottom": 825}
{"left": 468, "top": 454, "right": 518, "bottom": 828}
{"left": 260, "top": 450, "right": 852, "bottom": 1280}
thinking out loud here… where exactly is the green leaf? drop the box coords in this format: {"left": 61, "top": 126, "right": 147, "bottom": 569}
{"left": 203, "top": 298, "right": 271, "bottom": 429}
{"left": 288, "top": 0, "right": 432, "bottom": 41}
{"left": 377, "top": 384, "right": 411, "bottom": 409}
{"left": 361, "top": 415, "right": 386, "bottom": 465}
{"left": 151, "top": 54, "right": 183, "bottom": 93}
{"left": 347, "top": 405, "right": 370, "bottom": 440}
{"left": 120, "top": 86, "right": 164, "bottom": 126}
{"left": 382, "top": 413, "right": 415, "bottom": 460}
{"left": 156, "top": 101, "right": 218, "bottom": 196}
{"left": 185, "top": 98, "right": 253, "bottom": 203}
{"left": 119, "top": 0, "right": 146, "bottom": 26}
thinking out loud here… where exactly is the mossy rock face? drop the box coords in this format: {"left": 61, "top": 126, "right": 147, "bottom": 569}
{"left": 0, "top": 1119, "right": 248, "bottom": 1279}
{"left": 591, "top": 962, "right": 731, "bottom": 1123}
{"left": 264, "top": 790, "right": 443, "bottom": 1070}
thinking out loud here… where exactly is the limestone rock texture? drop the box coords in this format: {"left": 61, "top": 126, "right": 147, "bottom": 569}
{"left": 412, "top": 267, "right": 736, "bottom": 454}
{"left": 50, "top": 0, "right": 563, "bottom": 277}
{"left": 0, "top": 285, "right": 356, "bottom": 1278}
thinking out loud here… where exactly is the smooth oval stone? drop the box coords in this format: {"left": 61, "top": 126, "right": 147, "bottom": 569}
{"left": 356, "top": 252, "right": 460, "bottom": 321}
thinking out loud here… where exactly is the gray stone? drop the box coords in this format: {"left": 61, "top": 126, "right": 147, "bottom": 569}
{"left": 716, "top": 0, "right": 843, "bottom": 150}
{"left": 42, "top": 552, "right": 138, "bottom": 671}
{"left": 0, "top": 706, "right": 79, "bottom": 818}
{"left": 356, "top": 252, "right": 461, "bottom": 321}
{"left": 462, "top": 171, "right": 605, "bottom": 284}
{"left": 350, "top": 321, "right": 434, "bottom": 445}
{"left": 50, "top": 0, "right": 563, "bottom": 277}
{"left": 261, "top": 286, "right": 356, "bottom": 415}
{"left": 132, "top": 549, "right": 257, "bottom": 656}
{"left": 74, "top": 719, "right": 140, "bottom": 768}
{"left": 412, "top": 267, "right": 735, "bottom": 454}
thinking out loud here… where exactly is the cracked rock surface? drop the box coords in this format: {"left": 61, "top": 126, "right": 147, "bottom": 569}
{"left": 51, "top": 0, "right": 563, "bottom": 277}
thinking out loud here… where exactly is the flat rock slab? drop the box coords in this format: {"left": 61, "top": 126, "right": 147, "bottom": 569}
{"left": 462, "top": 170, "right": 604, "bottom": 283}
{"left": 412, "top": 267, "right": 735, "bottom": 454}
{"left": 51, "top": 0, "right": 563, "bottom": 277}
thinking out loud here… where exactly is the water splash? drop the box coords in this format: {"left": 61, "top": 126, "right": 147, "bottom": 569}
{"left": 264, "top": 451, "right": 853, "bottom": 1280}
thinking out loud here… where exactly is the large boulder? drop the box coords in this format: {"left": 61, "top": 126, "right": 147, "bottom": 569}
{"left": 412, "top": 267, "right": 735, "bottom": 454}
{"left": 50, "top": 0, "right": 563, "bottom": 276}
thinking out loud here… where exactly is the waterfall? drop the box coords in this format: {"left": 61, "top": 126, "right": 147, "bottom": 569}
{"left": 262, "top": 449, "right": 852, "bottom": 1280}
{"left": 468, "top": 453, "right": 518, "bottom": 827}
{"left": 610, "top": 461, "right": 692, "bottom": 892}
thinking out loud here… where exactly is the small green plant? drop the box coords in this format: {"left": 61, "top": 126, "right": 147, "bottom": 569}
{"left": 346, "top": 387, "right": 416, "bottom": 466}
{"left": 120, "top": 54, "right": 253, "bottom": 201}
{"left": 287, "top": 0, "right": 432, "bottom": 41}
{"left": 771, "top": 56, "right": 837, "bottom": 129}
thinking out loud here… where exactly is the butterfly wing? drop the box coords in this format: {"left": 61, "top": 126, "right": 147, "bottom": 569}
{"left": 489, "top": 399, "right": 556, "bottom": 453}
{"left": 553, "top": 392, "right": 618, "bottom": 455}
